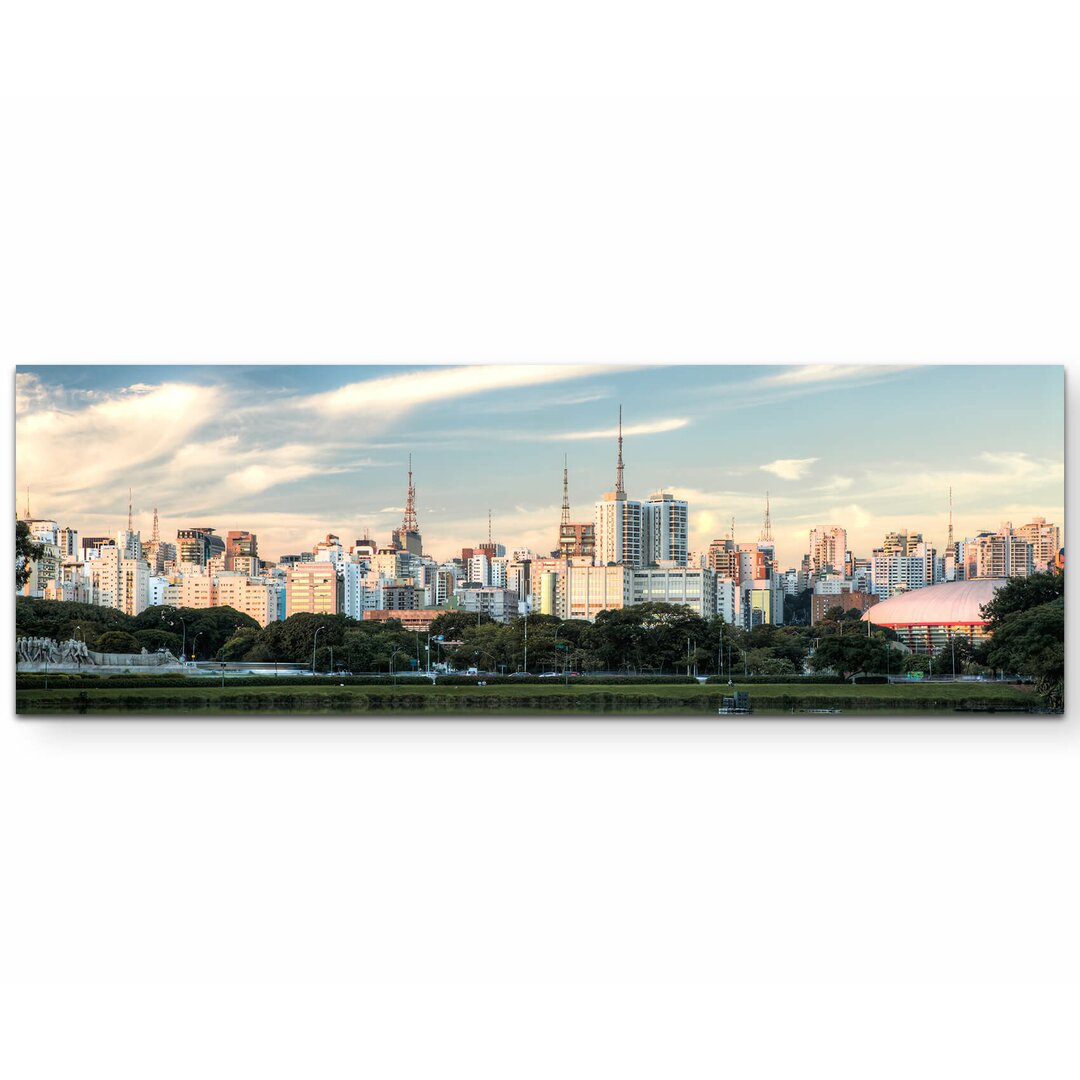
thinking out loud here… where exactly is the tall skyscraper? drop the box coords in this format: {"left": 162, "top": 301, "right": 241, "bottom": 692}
{"left": 593, "top": 407, "right": 643, "bottom": 567}
{"left": 642, "top": 490, "right": 689, "bottom": 566}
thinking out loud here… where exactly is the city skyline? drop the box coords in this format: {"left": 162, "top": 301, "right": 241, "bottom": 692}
{"left": 15, "top": 363, "right": 1065, "bottom": 566}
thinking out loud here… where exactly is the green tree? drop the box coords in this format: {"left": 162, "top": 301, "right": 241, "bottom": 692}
{"left": 981, "top": 571, "right": 1065, "bottom": 710}
{"left": 16, "top": 518, "right": 44, "bottom": 589}
{"left": 809, "top": 632, "right": 889, "bottom": 681}
{"left": 985, "top": 597, "right": 1064, "bottom": 711}
{"left": 94, "top": 630, "right": 142, "bottom": 654}
{"left": 981, "top": 571, "right": 1064, "bottom": 624}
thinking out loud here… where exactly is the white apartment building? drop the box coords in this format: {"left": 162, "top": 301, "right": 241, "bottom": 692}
{"left": 631, "top": 567, "right": 716, "bottom": 618}
{"left": 343, "top": 561, "right": 380, "bottom": 619}
{"left": 180, "top": 572, "right": 215, "bottom": 609}
{"left": 459, "top": 586, "right": 518, "bottom": 622}
{"left": 148, "top": 576, "right": 171, "bottom": 608}
{"left": 466, "top": 553, "right": 490, "bottom": 586}
{"left": 565, "top": 562, "right": 633, "bottom": 622}
{"left": 489, "top": 556, "right": 509, "bottom": 589}
{"left": 642, "top": 492, "right": 689, "bottom": 566}
{"left": 593, "top": 493, "right": 644, "bottom": 568}
{"left": 214, "top": 573, "right": 279, "bottom": 627}
{"left": 716, "top": 577, "right": 738, "bottom": 625}
{"left": 313, "top": 534, "right": 345, "bottom": 567}
{"left": 1014, "top": 518, "right": 1060, "bottom": 572}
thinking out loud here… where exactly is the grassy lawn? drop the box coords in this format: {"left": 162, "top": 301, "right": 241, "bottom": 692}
{"left": 16, "top": 680, "right": 1040, "bottom": 715}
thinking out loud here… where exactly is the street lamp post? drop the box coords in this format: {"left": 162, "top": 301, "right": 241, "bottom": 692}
{"left": 74, "top": 624, "right": 83, "bottom": 671}
{"left": 190, "top": 631, "right": 203, "bottom": 662}
{"left": 312, "top": 625, "right": 326, "bottom": 675}
{"left": 390, "top": 648, "right": 404, "bottom": 686}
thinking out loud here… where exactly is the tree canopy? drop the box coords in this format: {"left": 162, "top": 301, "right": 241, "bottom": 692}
{"left": 981, "top": 571, "right": 1065, "bottom": 711}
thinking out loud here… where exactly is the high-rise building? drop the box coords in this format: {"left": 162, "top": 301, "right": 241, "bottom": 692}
{"left": 214, "top": 573, "right": 279, "bottom": 627}
{"left": 969, "top": 526, "right": 1032, "bottom": 579}
{"left": 807, "top": 527, "right": 847, "bottom": 577}
{"left": 86, "top": 545, "right": 149, "bottom": 616}
{"left": 313, "top": 534, "right": 344, "bottom": 567}
{"left": 707, "top": 529, "right": 739, "bottom": 579}
{"left": 631, "top": 567, "right": 716, "bottom": 618}
{"left": 342, "top": 561, "right": 380, "bottom": 618}
{"left": 566, "top": 562, "right": 633, "bottom": 622}
{"left": 593, "top": 407, "right": 644, "bottom": 567}
{"left": 177, "top": 527, "right": 224, "bottom": 567}
{"left": 285, "top": 562, "right": 341, "bottom": 616}
{"left": 1014, "top": 517, "right": 1060, "bottom": 572}
{"left": 882, "top": 530, "right": 923, "bottom": 557}
{"left": 225, "top": 530, "right": 259, "bottom": 572}
{"left": 642, "top": 491, "right": 689, "bottom": 566}
{"left": 57, "top": 527, "right": 79, "bottom": 559}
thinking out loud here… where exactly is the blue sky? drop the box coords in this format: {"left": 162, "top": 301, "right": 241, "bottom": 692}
{"left": 15, "top": 363, "right": 1065, "bottom": 566}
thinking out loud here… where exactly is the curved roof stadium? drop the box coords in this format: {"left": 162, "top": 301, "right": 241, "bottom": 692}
{"left": 862, "top": 578, "right": 1007, "bottom": 653}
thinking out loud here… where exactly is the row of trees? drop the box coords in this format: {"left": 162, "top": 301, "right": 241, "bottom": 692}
{"left": 16, "top": 573, "right": 1064, "bottom": 703}
{"left": 17, "top": 597, "right": 897, "bottom": 677}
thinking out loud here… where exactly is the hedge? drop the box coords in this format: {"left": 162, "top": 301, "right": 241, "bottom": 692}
{"left": 14, "top": 672, "right": 701, "bottom": 691}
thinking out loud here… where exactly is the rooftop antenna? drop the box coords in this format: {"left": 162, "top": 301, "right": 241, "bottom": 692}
{"left": 615, "top": 405, "right": 625, "bottom": 497}
{"left": 488, "top": 508, "right": 492, "bottom": 545}
{"left": 759, "top": 491, "right": 773, "bottom": 543}
{"left": 561, "top": 454, "right": 571, "bottom": 528}
{"left": 730, "top": 516, "right": 735, "bottom": 543}
{"left": 947, "top": 485, "right": 954, "bottom": 553}
{"left": 24, "top": 486, "right": 30, "bottom": 520}
{"left": 127, "top": 488, "right": 133, "bottom": 534}
{"left": 151, "top": 507, "right": 160, "bottom": 544}
{"left": 402, "top": 454, "right": 418, "bottom": 532}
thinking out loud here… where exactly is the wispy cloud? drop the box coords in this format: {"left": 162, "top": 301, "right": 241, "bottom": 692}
{"left": 302, "top": 365, "right": 607, "bottom": 420}
{"left": 532, "top": 417, "right": 690, "bottom": 441}
{"left": 761, "top": 457, "right": 818, "bottom": 480}
{"left": 757, "top": 365, "right": 914, "bottom": 387}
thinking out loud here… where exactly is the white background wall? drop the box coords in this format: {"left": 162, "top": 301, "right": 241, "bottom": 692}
{"left": 2, "top": 5, "right": 1078, "bottom": 1078}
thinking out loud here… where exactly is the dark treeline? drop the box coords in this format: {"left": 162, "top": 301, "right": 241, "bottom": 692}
{"left": 15, "top": 575, "right": 1063, "bottom": 696}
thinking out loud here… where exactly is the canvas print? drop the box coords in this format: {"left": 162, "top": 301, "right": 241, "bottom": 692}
{"left": 14, "top": 364, "right": 1065, "bottom": 716}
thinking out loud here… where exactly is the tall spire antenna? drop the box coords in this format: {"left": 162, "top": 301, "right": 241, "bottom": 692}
{"left": 402, "top": 454, "right": 418, "bottom": 532}
{"left": 488, "top": 508, "right": 492, "bottom": 545}
{"left": 151, "top": 507, "right": 160, "bottom": 544}
{"left": 127, "top": 488, "right": 133, "bottom": 534}
{"left": 25, "top": 486, "right": 30, "bottom": 520}
{"left": 730, "top": 516, "right": 735, "bottom": 543}
{"left": 759, "top": 491, "right": 773, "bottom": 543}
{"left": 947, "top": 485, "right": 954, "bottom": 552}
{"left": 615, "top": 405, "right": 625, "bottom": 496}
{"left": 561, "top": 454, "right": 571, "bottom": 527}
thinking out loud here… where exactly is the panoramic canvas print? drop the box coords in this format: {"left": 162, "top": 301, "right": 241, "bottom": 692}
{"left": 14, "top": 364, "right": 1065, "bottom": 716}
